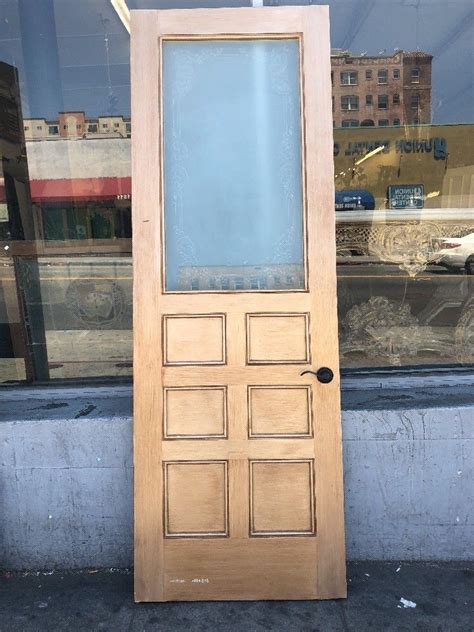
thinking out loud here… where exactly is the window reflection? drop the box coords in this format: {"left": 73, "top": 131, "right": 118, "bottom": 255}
{"left": 0, "top": 0, "right": 472, "bottom": 382}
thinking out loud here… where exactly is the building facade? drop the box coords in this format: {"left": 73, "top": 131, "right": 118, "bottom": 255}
{"left": 331, "top": 50, "right": 432, "bottom": 128}
{"left": 23, "top": 112, "right": 131, "bottom": 141}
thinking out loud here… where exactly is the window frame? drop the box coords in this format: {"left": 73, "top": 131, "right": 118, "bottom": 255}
{"left": 341, "top": 119, "right": 359, "bottom": 127}
{"left": 340, "top": 70, "right": 358, "bottom": 86}
{"left": 341, "top": 94, "right": 359, "bottom": 111}
{"left": 377, "top": 68, "right": 388, "bottom": 84}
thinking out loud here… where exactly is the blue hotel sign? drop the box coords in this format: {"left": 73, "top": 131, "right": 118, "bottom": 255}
{"left": 388, "top": 184, "right": 425, "bottom": 209}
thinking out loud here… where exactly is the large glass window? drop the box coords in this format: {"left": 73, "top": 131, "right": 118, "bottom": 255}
{"left": 0, "top": 0, "right": 472, "bottom": 383}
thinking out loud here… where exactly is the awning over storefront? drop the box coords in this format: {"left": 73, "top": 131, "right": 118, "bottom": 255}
{"left": 0, "top": 176, "right": 132, "bottom": 203}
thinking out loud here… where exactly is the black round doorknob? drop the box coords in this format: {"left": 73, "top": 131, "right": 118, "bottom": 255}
{"left": 300, "top": 367, "right": 334, "bottom": 383}
{"left": 316, "top": 367, "right": 334, "bottom": 383}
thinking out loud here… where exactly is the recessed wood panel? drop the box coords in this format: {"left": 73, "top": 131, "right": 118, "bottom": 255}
{"left": 163, "top": 314, "right": 226, "bottom": 365}
{"left": 164, "top": 387, "right": 227, "bottom": 439}
{"left": 248, "top": 385, "right": 312, "bottom": 438}
{"left": 246, "top": 313, "right": 310, "bottom": 364}
{"left": 164, "top": 461, "right": 228, "bottom": 537}
{"left": 250, "top": 460, "right": 315, "bottom": 536}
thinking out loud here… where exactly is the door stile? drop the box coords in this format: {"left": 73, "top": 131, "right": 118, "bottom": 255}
{"left": 131, "top": 11, "right": 164, "bottom": 602}
{"left": 302, "top": 8, "right": 347, "bottom": 598}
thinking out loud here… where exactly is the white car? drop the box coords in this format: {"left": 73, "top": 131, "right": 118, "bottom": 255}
{"left": 432, "top": 232, "right": 474, "bottom": 274}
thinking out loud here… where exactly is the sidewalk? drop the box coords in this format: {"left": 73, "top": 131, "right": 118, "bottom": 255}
{"left": 1, "top": 562, "right": 472, "bottom": 631}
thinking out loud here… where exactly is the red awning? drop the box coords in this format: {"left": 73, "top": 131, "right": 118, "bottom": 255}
{"left": 0, "top": 176, "right": 132, "bottom": 203}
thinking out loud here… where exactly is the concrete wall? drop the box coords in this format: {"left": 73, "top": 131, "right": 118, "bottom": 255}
{"left": 0, "top": 383, "right": 473, "bottom": 570}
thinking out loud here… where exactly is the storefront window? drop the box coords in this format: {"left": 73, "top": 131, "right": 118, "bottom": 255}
{"left": 0, "top": 0, "right": 472, "bottom": 383}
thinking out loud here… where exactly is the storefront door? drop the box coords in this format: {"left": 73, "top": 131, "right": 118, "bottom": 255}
{"left": 131, "top": 5, "right": 346, "bottom": 602}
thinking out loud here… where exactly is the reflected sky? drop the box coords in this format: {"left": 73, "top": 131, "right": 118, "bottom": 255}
{"left": 0, "top": 0, "right": 472, "bottom": 123}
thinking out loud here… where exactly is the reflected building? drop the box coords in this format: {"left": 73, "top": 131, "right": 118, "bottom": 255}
{"left": 331, "top": 49, "right": 432, "bottom": 128}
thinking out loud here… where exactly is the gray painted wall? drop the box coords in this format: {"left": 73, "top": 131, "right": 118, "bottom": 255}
{"left": 0, "top": 384, "right": 473, "bottom": 570}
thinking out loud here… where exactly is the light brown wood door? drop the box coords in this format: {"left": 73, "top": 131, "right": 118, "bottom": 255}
{"left": 131, "top": 5, "right": 346, "bottom": 602}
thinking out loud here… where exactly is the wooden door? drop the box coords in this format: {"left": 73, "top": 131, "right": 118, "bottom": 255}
{"left": 132, "top": 6, "right": 346, "bottom": 602}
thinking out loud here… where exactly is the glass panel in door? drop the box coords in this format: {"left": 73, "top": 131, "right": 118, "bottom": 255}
{"left": 162, "top": 38, "right": 306, "bottom": 292}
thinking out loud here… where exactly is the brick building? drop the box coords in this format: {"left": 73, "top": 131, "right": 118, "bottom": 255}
{"left": 23, "top": 50, "right": 432, "bottom": 140}
{"left": 331, "top": 50, "right": 432, "bottom": 128}
{"left": 23, "top": 112, "right": 131, "bottom": 141}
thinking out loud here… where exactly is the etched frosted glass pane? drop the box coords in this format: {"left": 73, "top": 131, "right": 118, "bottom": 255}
{"left": 162, "top": 39, "right": 305, "bottom": 291}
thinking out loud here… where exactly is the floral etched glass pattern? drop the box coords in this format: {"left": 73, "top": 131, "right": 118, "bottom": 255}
{"left": 162, "top": 39, "right": 305, "bottom": 292}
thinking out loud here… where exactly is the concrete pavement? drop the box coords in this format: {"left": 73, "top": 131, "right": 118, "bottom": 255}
{"left": 1, "top": 562, "right": 473, "bottom": 631}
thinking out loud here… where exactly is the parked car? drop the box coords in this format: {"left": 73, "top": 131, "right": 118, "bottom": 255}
{"left": 432, "top": 232, "right": 474, "bottom": 274}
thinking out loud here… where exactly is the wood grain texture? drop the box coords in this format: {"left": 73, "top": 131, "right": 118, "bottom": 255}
{"left": 164, "top": 461, "right": 228, "bottom": 537}
{"left": 250, "top": 459, "right": 315, "bottom": 536}
{"left": 132, "top": 5, "right": 346, "bottom": 602}
{"left": 163, "top": 314, "right": 226, "bottom": 365}
{"left": 248, "top": 385, "right": 312, "bottom": 438}
{"left": 246, "top": 313, "right": 310, "bottom": 364}
{"left": 164, "top": 387, "right": 227, "bottom": 439}
{"left": 131, "top": 10, "right": 163, "bottom": 603}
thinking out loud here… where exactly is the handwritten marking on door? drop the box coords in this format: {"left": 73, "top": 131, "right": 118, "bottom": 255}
{"left": 169, "top": 578, "right": 210, "bottom": 584}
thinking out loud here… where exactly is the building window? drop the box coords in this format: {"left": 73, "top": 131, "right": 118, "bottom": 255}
{"left": 102, "top": 123, "right": 108, "bottom": 128}
{"left": 360, "top": 119, "right": 375, "bottom": 126}
{"left": 48, "top": 126, "right": 58, "bottom": 135}
{"left": 331, "top": 71, "right": 333, "bottom": 86}
{"left": 332, "top": 96, "right": 334, "bottom": 112}
{"left": 393, "top": 68, "right": 400, "bottom": 79}
{"left": 63, "top": 124, "right": 67, "bottom": 130}
{"left": 366, "top": 94, "right": 373, "bottom": 105}
{"left": 377, "top": 69, "right": 388, "bottom": 84}
{"left": 76, "top": 124, "right": 81, "bottom": 130}
{"left": 393, "top": 93, "right": 400, "bottom": 105}
{"left": 411, "top": 94, "right": 420, "bottom": 109}
{"left": 340, "top": 71, "right": 358, "bottom": 85}
{"left": 378, "top": 95, "right": 388, "bottom": 109}
{"left": 114, "top": 122, "right": 120, "bottom": 128}
{"left": 36, "top": 125, "right": 42, "bottom": 130}
{"left": 341, "top": 95, "right": 359, "bottom": 111}
{"left": 23, "top": 125, "right": 29, "bottom": 130}
{"left": 341, "top": 119, "right": 359, "bottom": 127}
{"left": 365, "top": 70, "right": 372, "bottom": 80}
{"left": 413, "top": 117, "right": 420, "bottom": 125}
{"left": 411, "top": 67, "right": 420, "bottom": 83}
{"left": 87, "top": 124, "right": 98, "bottom": 133}
{"left": 393, "top": 118, "right": 401, "bottom": 126}
{"left": 378, "top": 119, "right": 389, "bottom": 126}
{"left": 125, "top": 123, "right": 131, "bottom": 133}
